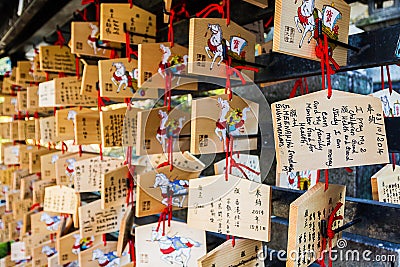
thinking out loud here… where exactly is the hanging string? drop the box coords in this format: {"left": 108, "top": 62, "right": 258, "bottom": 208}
{"left": 126, "top": 166, "right": 135, "bottom": 205}
{"left": 318, "top": 202, "right": 343, "bottom": 267}
{"left": 128, "top": 0, "right": 133, "bottom": 8}
{"left": 97, "top": 88, "right": 110, "bottom": 112}
{"left": 167, "top": 4, "right": 190, "bottom": 47}
{"left": 229, "top": 153, "right": 260, "bottom": 180}
{"left": 99, "top": 144, "right": 103, "bottom": 160}
{"left": 102, "top": 234, "right": 107, "bottom": 246}
{"left": 226, "top": 235, "right": 235, "bottom": 247}
{"left": 124, "top": 30, "right": 138, "bottom": 62}
{"left": 315, "top": 35, "right": 340, "bottom": 99}
{"left": 78, "top": 145, "right": 83, "bottom": 157}
{"left": 264, "top": 16, "right": 274, "bottom": 28}
{"left": 75, "top": 9, "right": 88, "bottom": 21}
{"left": 75, "top": 57, "right": 81, "bottom": 79}
{"left": 61, "top": 142, "right": 68, "bottom": 154}
{"left": 81, "top": 0, "right": 99, "bottom": 21}
{"left": 128, "top": 239, "right": 135, "bottom": 263}
{"left": 196, "top": 0, "right": 230, "bottom": 25}
{"left": 54, "top": 29, "right": 66, "bottom": 48}
{"left": 324, "top": 169, "right": 329, "bottom": 191}
{"left": 386, "top": 65, "right": 393, "bottom": 95}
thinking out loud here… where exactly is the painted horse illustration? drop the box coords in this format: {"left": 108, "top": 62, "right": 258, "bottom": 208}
{"left": 92, "top": 249, "right": 120, "bottom": 267}
{"left": 156, "top": 110, "right": 185, "bottom": 152}
{"left": 287, "top": 170, "right": 313, "bottom": 190}
{"left": 158, "top": 44, "right": 188, "bottom": 85}
{"left": 42, "top": 245, "right": 57, "bottom": 257}
{"left": 87, "top": 23, "right": 108, "bottom": 55}
{"left": 65, "top": 158, "right": 77, "bottom": 182}
{"left": 151, "top": 227, "right": 201, "bottom": 267}
{"left": 380, "top": 95, "right": 391, "bottom": 116}
{"left": 40, "top": 212, "right": 61, "bottom": 231}
{"left": 215, "top": 97, "right": 251, "bottom": 150}
{"left": 110, "top": 62, "right": 138, "bottom": 93}
{"left": 205, "top": 23, "right": 228, "bottom": 70}
{"left": 153, "top": 173, "right": 189, "bottom": 208}
{"left": 294, "top": 0, "right": 319, "bottom": 48}
{"left": 67, "top": 110, "right": 78, "bottom": 124}
{"left": 72, "top": 234, "right": 94, "bottom": 255}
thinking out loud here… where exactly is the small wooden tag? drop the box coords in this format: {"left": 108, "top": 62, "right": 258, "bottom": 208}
{"left": 11, "top": 241, "right": 29, "bottom": 262}
{"left": 29, "top": 148, "right": 55, "bottom": 174}
{"left": 188, "top": 18, "right": 256, "bottom": 79}
{"left": 32, "top": 179, "right": 56, "bottom": 205}
{"left": 78, "top": 200, "right": 126, "bottom": 238}
{"left": 78, "top": 241, "right": 130, "bottom": 267}
{"left": 55, "top": 153, "right": 94, "bottom": 185}
{"left": 26, "top": 86, "right": 53, "bottom": 113}
{"left": 31, "top": 239, "right": 57, "bottom": 267}
{"left": 38, "top": 77, "right": 97, "bottom": 107}
{"left": 100, "top": 4, "right": 156, "bottom": 43}
{"left": 188, "top": 174, "right": 271, "bottom": 242}
{"left": 17, "top": 90, "right": 27, "bottom": 111}
{"left": 101, "top": 165, "right": 129, "bottom": 209}
{"left": 136, "top": 106, "right": 190, "bottom": 155}
{"left": 2, "top": 95, "right": 17, "bottom": 115}
{"left": 191, "top": 94, "right": 259, "bottom": 154}
{"left": 277, "top": 170, "right": 318, "bottom": 190}
{"left": 198, "top": 239, "right": 264, "bottom": 267}
{"left": 272, "top": 90, "right": 390, "bottom": 172}
{"left": 273, "top": 0, "right": 350, "bottom": 65}
{"left": 40, "top": 151, "right": 66, "bottom": 180}
{"left": 20, "top": 173, "right": 40, "bottom": 199}
{"left": 74, "top": 155, "right": 124, "bottom": 192}
{"left": 371, "top": 88, "right": 400, "bottom": 117}
{"left": 57, "top": 230, "right": 100, "bottom": 265}
{"left": 39, "top": 45, "right": 76, "bottom": 73}
{"left": 31, "top": 211, "right": 62, "bottom": 235}
{"left": 136, "top": 165, "right": 202, "bottom": 217}
{"left": 371, "top": 164, "right": 400, "bottom": 204}
{"left": 98, "top": 58, "right": 158, "bottom": 98}
{"left": 214, "top": 154, "right": 261, "bottom": 183}
{"left": 71, "top": 22, "right": 119, "bottom": 58}
{"left": 44, "top": 185, "right": 79, "bottom": 215}
{"left": 81, "top": 64, "right": 99, "bottom": 97}
{"left": 12, "top": 169, "right": 29, "bottom": 190}
{"left": 55, "top": 107, "right": 91, "bottom": 140}
{"left": 116, "top": 205, "right": 135, "bottom": 257}
{"left": 74, "top": 110, "right": 101, "bottom": 145}
{"left": 39, "top": 116, "right": 62, "bottom": 143}
{"left": 3, "top": 145, "right": 22, "bottom": 165}
{"left": 138, "top": 42, "right": 197, "bottom": 90}
{"left": 287, "top": 182, "right": 346, "bottom": 267}
{"left": 135, "top": 221, "right": 206, "bottom": 267}
{"left": 12, "top": 198, "right": 32, "bottom": 221}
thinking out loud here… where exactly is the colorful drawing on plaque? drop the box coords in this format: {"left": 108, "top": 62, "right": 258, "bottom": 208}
{"left": 72, "top": 234, "right": 94, "bottom": 254}
{"left": 294, "top": 0, "right": 342, "bottom": 51}
{"left": 204, "top": 24, "right": 248, "bottom": 70}
{"left": 110, "top": 62, "right": 138, "bottom": 93}
{"left": 158, "top": 44, "right": 188, "bottom": 85}
{"left": 87, "top": 23, "right": 109, "bottom": 55}
{"left": 92, "top": 249, "right": 120, "bottom": 267}
{"left": 279, "top": 170, "right": 317, "bottom": 190}
{"left": 14, "top": 221, "right": 23, "bottom": 234}
{"left": 65, "top": 261, "right": 79, "bottom": 267}
{"left": 153, "top": 173, "right": 189, "bottom": 208}
{"left": 65, "top": 158, "right": 77, "bottom": 182}
{"left": 41, "top": 245, "right": 57, "bottom": 257}
{"left": 151, "top": 226, "right": 201, "bottom": 266}
{"left": 215, "top": 97, "right": 250, "bottom": 150}
{"left": 371, "top": 89, "right": 400, "bottom": 117}
{"left": 40, "top": 212, "right": 61, "bottom": 231}
{"left": 67, "top": 110, "right": 78, "bottom": 124}
{"left": 156, "top": 110, "right": 185, "bottom": 152}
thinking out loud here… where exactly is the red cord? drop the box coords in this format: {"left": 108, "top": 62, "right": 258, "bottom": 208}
{"left": 76, "top": 57, "right": 80, "bottom": 79}
{"left": 386, "top": 65, "right": 393, "bottom": 95}
{"left": 99, "top": 144, "right": 103, "bottom": 160}
{"left": 264, "top": 16, "right": 274, "bottom": 28}
{"left": 128, "top": 0, "right": 133, "bottom": 8}
{"left": 102, "top": 234, "right": 107, "bottom": 246}
{"left": 125, "top": 30, "right": 138, "bottom": 62}
{"left": 54, "top": 29, "right": 65, "bottom": 48}
{"left": 196, "top": 0, "right": 230, "bottom": 25}
{"left": 78, "top": 145, "right": 83, "bottom": 157}
{"left": 324, "top": 169, "right": 329, "bottom": 191}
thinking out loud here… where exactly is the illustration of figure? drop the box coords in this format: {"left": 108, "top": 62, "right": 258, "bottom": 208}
{"left": 51, "top": 154, "right": 59, "bottom": 164}
{"left": 294, "top": 0, "right": 319, "bottom": 48}
{"left": 41, "top": 245, "right": 57, "bottom": 257}
{"left": 380, "top": 95, "right": 391, "bottom": 116}
{"left": 151, "top": 227, "right": 201, "bottom": 267}
{"left": 287, "top": 170, "right": 313, "bottom": 190}
{"left": 204, "top": 24, "right": 248, "bottom": 70}
{"left": 67, "top": 110, "right": 78, "bottom": 125}
{"left": 15, "top": 220, "right": 23, "bottom": 233}
{"left": 158, "top": 44, "right": 188, "bottom": 85}
{"left": 92, "top": 249, "right": 120, "bottom": 267}
{"left": 156, "top": 110, "right": 185, "bottom": 152}
{"left": 153, "top": 173, "right": 189, "bottom": 208}
{"left": 87, "top": 23, "right": 108, "bottom": 55}
{"left": 215, "top": 97, "right": 251, "bottom": 151}
{"left": 40, "top": 212, "right": 61, "bottom": 231}
{"left": 65, "top": 158, "right": 77, "bottom": 181}
{"left": 72, "top": 234, "right": 94, "bottom": 255}
{"left": 110, "top": 62, "right": 138, "bottom": 93}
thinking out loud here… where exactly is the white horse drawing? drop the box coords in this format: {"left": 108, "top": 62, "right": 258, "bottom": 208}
{"left": 92, "top": 249, "right": 120, "bottom": 267}
{"left": 205, "top": 24, "right": 228, "bottom": 70}
{"left": 40, "top": 212, "right": 61, "bottom": 232}
{"left": 41, "top": 245, "right": 57, "bottom": 257}
{"left": 72, "top": 234, "right": 94, "bottom": 254}
{"left": 87, "top": 23, "right": 107, "bottom": 55}
{"left": 380, "top": 95, "right": 391, "bottom": 116}
{"left": 153, "top": 173, "right": 189, "bottom": 208}
{"left": 67, "top": 110, "right": 78, "bottom": 124}
{"left": 294, "top": 0, "right": 320, "bottom": 48}
{"left": 151, "top": 227, "right": 201, "bottom": 267}
{"left": 110, "top": 62, "right": 138, "bottom": 93}
{"left": 215, "top": 97, "right": 250, "bottom": 150}
{"left": 156, "top": 110, "right": 185, "bottom": 152}
{"left": 51, "top": 155, "right": 59, "bottom": 164}
{"left": 65, "top": 158, "right": 76, "bottom": 182}
{"left": 158, "top": 44, "right": 188, "bottom": 85}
